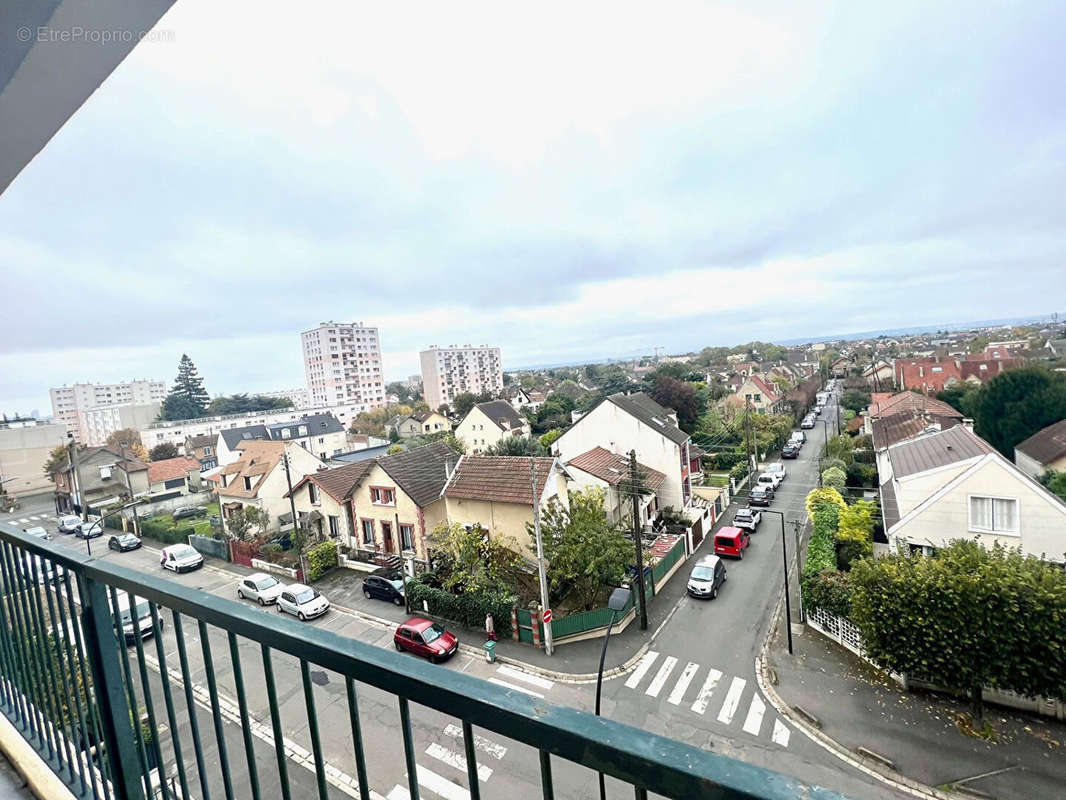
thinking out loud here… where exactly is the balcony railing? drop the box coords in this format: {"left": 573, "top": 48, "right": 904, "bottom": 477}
{"left": 0, "top": 522, "right": 848, "bottom": 800}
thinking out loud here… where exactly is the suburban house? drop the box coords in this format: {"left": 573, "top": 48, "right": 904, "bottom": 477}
{"left": 552, "top": 392, "right": 696, "bottom": 512}
{"left": 455, "top": 400, "right": 531, "bottom": 453}
{"left": 286, "top": 442, "right": 455, "bottom": 562}
{"left": 564, "top": 446, "right": 665, "bottom": 526}
{"left": 895, "top": 356, "right": 1024, "bottom": 394}
{"left": 860, "top": 359, "right": 895, "bottom": 389}
{"left": 390, "top": 410, "right": 452, "bottom": 438}
{"left": 215, "top": 425, "right": 271, "bottom": 466}
{"left": 442, "top": 455, "right": 571, "bottom": 557}
{"left": 216, "top": 440, "right": 325, "bottom": 533}
{"left": 183, "top": 434, "right": 217, "bottom": 470}
{"left": 1014, "top": 420, "right": 1066, "bottom": 480}
{"left": 146, "top": 456, "right": 203, "bottom": 497}
{"left": 265, "top": 413, "right": 347, "bottom": 460}
{"left": 864, "top": 391, "right": 963, "bottom": 436}
{"left": 878, "top": 425, "right": 1066, "bottom": 562}
{"left": 869, "top": 411, "right": 966, "bottom": 477}
{"left": 54, "top": 446, "right": 149, "bottom": 515}
{"left": 732, "top": 374, "right": 785, "bottom": 414}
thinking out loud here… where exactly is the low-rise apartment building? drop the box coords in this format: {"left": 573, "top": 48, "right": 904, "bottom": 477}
{"left": 0, "top": 418, "right": 67, "bottom": 498}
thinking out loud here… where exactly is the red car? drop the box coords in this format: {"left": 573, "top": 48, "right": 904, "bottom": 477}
{"left": 714, "top": 526, "right": 750, "bottom": 559}
{"left": 394, "top": 617, "right": 459, "bottom": 663}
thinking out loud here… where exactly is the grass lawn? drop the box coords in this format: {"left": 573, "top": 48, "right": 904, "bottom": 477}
{"left": 705, "top": 473, "right": 730, "bottom": 487}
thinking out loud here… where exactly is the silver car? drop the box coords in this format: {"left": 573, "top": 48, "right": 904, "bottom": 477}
{"left": 237, "top": 573, "right": 286, "bottom": 605}
{"left": 277, "top": 584, "right": 330, "bottom": 621}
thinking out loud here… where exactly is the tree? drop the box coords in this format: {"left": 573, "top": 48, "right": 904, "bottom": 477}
{"left": 42, "top": 444, "right": 70, "bottom": 478}
{"left": 531, "top": 488, "right": 632, "bottom": 610}
{"left": 226, "top": 506, "right": 270, "bottom": 542}
{"left": 648, "top": 376, "right": 702, "bottom": 432}
{"left": 148, "top": 442, "right": 179, "bottom": 461}
{"left": 451, "top": 393, "right": 479, "bottom": 417}
{"left": 936, "top": 385, "right": 980, "bottom": 417}
{"left": 836, "top": 500, "right": 875, "bottom": 570}
{"left": 386, "top": 444, "right": 404, "bottom": 455}
{"left": 1039, "top": 470, "right": 1066, "bottom": 503}
{"left": 972, "top": 367, "right": 1066, "bottom": 457}
{"left": 349, "top": 405, "right": 412, "bottom": 438}
{"left": 104, "top": 429, "right": 149, "bottom": 461}
{"left": 841, "top": 390, "right": 871, "bottom": 414}
{"left": 160, "top": 354, "right": 209, "bottom": 420}
{"left": 484, "top": 436, "right": 547, "bottom": 457}
{"left": 539, "top": 429, "right": 564, "bottom": 449}
{"left": 428, "top": 522, "right": 523, "bottom": 594}
{"left": 822, "top": 466, "right": 846, "bottom": 494}
{"left": 849, "top": 540, "right": 1066, "bottom": 722}
{"left": 806, "top": 486, "right": 847, "bottom": 520}
{"left": 207, "top": 394, "right": 293, "bottom": 415}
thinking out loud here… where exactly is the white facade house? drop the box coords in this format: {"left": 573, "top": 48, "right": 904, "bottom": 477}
{"left": 78, "top": 402, "right": 161, "bottom": 447}
{"left": 420, "top": 345, "right": 503, "bottom": 411}
{"left": 879, "top": 426, "right": 1066, "bottom": 562}
{"left": 216, "top": 440, "right": 326, "bottom": 533}
{"left": 302, "top": 321, "right": 385, "bottom": 410}
{"left": 552, "top": 392, "right": 695, "bottom": 512}
{"left": 50, "top": 379, "right": 165, "bottom": 441}
{"left": 455, "top": 401, "right": 530, "bottom": 454}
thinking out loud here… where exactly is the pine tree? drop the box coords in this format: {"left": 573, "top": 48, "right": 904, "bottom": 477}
{"left": 159, "top": 354, "right": 209, "bottom": 420}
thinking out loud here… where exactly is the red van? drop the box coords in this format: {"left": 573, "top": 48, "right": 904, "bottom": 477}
{"left": 714, "top": 526, "right": 750, "bottom": 559}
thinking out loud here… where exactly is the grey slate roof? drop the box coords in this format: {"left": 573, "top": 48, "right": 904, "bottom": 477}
{"left": 220, "top": 425, "right": 270, "bottom": 449}
{"left": 886, "top": 425, "right": 994, "bottom": 479}
{"left": 879, "top": 480, "right": 901, "bottom": 533}
{"left": 267, "top": 413, "right": 343, "bottom": 439}
{"left": 607, "top": 392, "right": 689, "bottom": 446}
{"left": 331, "top": 445, "right": 394, "bottom": 463}
{"left": 377, "top": 442, "right": 458, "bottom": 507}
{"left": 1015, "top": 419, "right": 1066, "bottom": 466}
{"left": 474, "top": 400, "right": 526, "bottom": 433}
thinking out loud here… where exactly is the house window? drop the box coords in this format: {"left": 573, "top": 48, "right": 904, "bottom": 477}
{"left": 309, "top": 483, "right": 319, "bottom": 505}
{"left": 969, "top": 496, "right": 1018, "bottom": 534}
{"left": 99, "top": 465, "right": 112, "bottom": 480}
{"left": 298, "top": 426, "right": 308, "bottom": 436}
{"left": 328, "top": 515, "right": 340, "bottom": 537}
{"left": 164, "top": 478, "right": 184, "bottom": 490}
{"left": 243, "top": 476, "right": 253, "bottom": 491}
{"left": 280, "top": 428, "right": 291, "bottom": 439}
{"left": 370, "top": 487, "right": 395, "bottom": 505}
{"left": 399, "top": 524, "right": 415, "bottom": 550}
{"left": 361, "top": 519, "right": 375, "bottom": 545}
{"left": 203, "top": 446, "right": 212, "bottom": 456}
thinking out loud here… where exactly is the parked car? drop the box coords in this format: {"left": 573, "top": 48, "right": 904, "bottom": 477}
{"left": 812, "top": 406, "right": 822, "bottom": 416}
{"left": 757, "top": 472, "right": 782, "bottom": 492}
{"left": 160, "top": 544, "right": 204, "bottom": 573}
{"left": 790, "top": 431, "right": 807, "bottom": 444}
{"left": 713, "top": 527, "right": 750, "bottom": 559}
{"left": 237, "top": 572, "right": 286, "bottom": 605}
{"left": 23, "top": 525, "right": 50, "bottom": 540}
{"left": 57, "top": 514, "right": 82, "bottom": 534}
{"left": 277, "top": 584, "right": 330, "bottom": 620}
{"left": 781, "top": 442, "right": 800, "bottom": 459}
{"left": 172, "top": 506, "right": 205, "bottom": 520}
{"left": 114, "top": 591, "right": 163, "bottom": 645}
{"left": 687, "top": 555, "right": 727, "bottom": 599}
{"left": 732, "top": 507, "right": 761, "bottom": 532}
{"left": 749, "top": 485, "right": 774, "bottom": 506}
{"left": 75, "top": 519, "right": 104, "bottom": 539}
{"left": 267, "top": 533, "right": 293, "bottom": 551}
{"left": 363, "top": 569, "right": 406, "bottom": 606}
{"left": 108, "top": 533, "right": 142, "bottom": 552}
{"left": 765, "top": 462, "right": 787, "bottom": 482}
{"left": 800, "top": 417, "right": 815, "bottom": 430}
{"left": 393, "top": 617, "right": 459, "bottom": 663}
{"left": 20, "top": 527, "right": 65, "bottom": 585}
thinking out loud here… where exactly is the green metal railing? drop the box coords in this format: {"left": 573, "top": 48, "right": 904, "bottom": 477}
{"left": 0, "top": 521, "right": 850, "bottom": 800}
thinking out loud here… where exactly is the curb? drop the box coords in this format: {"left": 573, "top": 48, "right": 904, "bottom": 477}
{"left": 755, "top": 596, "right": 960, "bottom": 800}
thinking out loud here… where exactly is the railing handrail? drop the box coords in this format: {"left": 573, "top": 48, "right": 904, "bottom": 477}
{"left": 0, "top": 521, "right": 848, "bottom": 800}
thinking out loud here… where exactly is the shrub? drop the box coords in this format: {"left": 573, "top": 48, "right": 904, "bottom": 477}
{"left": 802, "top": 570, "right": 854, "bottom": 617}
{"left": 729, "top": 461, "right": 749, "bottom": 484}
{"left": 822, "top": 466, "right": 846, "bottom": 494}
{"left": 406, "top": 578, "right": 516, "bottom": 629}
{"left": 305, "top": 541, "right": 338, "bottom": 582}
{"left": 801, "top": 486, "right": 846, "bottom": 612}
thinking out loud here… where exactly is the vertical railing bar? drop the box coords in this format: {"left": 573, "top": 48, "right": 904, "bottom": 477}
{"left": 260, "top": 644, "right": 292, "bottom": 800}
{"left": 2, "top": 542, "right": 55, "bottom": 758}
{"left": 299, "top": 659, "right": 330, "bottom": 800}
{"left": 35, "top": 559, "right": 85, "bottom": 791}
{"left": 634, "top": 787, "right": 648, "bottom": 800}
{"left": 461, "top": 721, "right": 482, "bottom": 800}
{"left": 68, "top": 571, "right": 115, "bottom": 800}
{"left": 107, "top": 586, "right": 153, "bottom": 800}
{"left": 48, "top": 564, "right": 98, "bottom": 800}
{"left": 0, "top": 543, "right": 23, "bottom": 716}
{"left": 539, "top": 750, "right": 554, "bottom": 800}
{"left": 343, "top": 677, "right": 371, "bottom": 800}
{"left": 0, "top": 542, "right": 49, "bottom": 751}
{"left": 398, "top": 697, "right": 420, "bottom": 800}
{"left": 150, "top": 602, "right": 190, "bottom": 800}
{"left": 0, "top": 542, "right": 32, "bottom": 731}
{"left": 127, "top": 592, "right": 169, "bottom": 800}
{"left": 171, "top": 611, "right": 212, "bottom": 800}
{"left": 197, "top": 620, "right": 234, "bottom": 800}
{"left": 226, "top": 632, "right": 261, "bottom": 800}
{"left": 24, "top": 552, "right": 74, "bottom": 776}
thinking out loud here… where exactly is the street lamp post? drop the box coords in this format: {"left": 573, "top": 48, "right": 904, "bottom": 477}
{"left": 759, "top": 510, "right": 793, "bottom": 655}
{"left": 596, "top": 586, "right": 633, "bottom": 800}
{"left": 84, "top": 500, "right": 145, "bottom": 558}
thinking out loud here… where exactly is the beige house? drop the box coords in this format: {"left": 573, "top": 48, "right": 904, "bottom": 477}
{"left": 731, "top": 375, "right": 785, "bottom": 414}
{"left": 879, "top": 426, "right": 1066, "bottom": 563}
{"left": 287, "top": 442, "right": 456, "bottom": 562}
{"left": 455, "top": 401, "right": 530, "bottom": 453}
{"left": 216, "top": 440, "right": 325, "bottom": 533}
{"left": 564, "top": 447, "right": 665, "bottom": 526}
{"left": 442, "top": 455, "right": 571, "bottom": 558}
{"left": 147, "top": 456, "right": 203, "bottom": 496}
{"left": 1014, "top": 420, "right": 1066, "bottom": 480}
{"left": 393, "top": 410, "right": 452, "bottom": 439}
{"left": 54, "top": 446, "right": 149, "bottom": 515}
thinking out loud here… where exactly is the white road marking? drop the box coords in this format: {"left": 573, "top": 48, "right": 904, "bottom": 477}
{"left": 386, "top": 786, "right": 410, "bottom": 800}
{"left": 717, "top": 677, "right": 747, "bottom": 724}
{"left": 18, "top": 518, "right": 29, "bottom": 523}
{"left": 667, "top": 662, "right": 699, "bottom": 706}
{"left": 690, "top": 668, "right": 723, "bottom": 715}
{"left": 772, "top": 718, "right": 791, "bottom": 747}
{"left": 645, "top": 656, "right": 678, "bottom": 698}
{"left": 488, "top": 677, "right": 544, "bottom": 698}
{"left": 624, "top": 651, "right": 659, "bottom": 689}
{"left": 443, "top": 724, "right": 507, "bottom": 760}
{"left": 496, "top": 664, "right": 554, "bottom": 691}
{"left": 425, "top": 743, "right": 492, "bottom": 781}
{"left": 416, "top": 764, "right": 471, "bottom": 800}
{"left": 742, "top": 693, "right": 766, "bottom": 736}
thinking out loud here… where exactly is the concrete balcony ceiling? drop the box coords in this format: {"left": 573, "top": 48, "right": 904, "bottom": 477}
{"left": 0, "top": 0, "right": 176, "bottom": 195}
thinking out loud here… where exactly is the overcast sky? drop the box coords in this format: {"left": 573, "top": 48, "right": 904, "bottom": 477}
{"left": 2, "top": 1, "right": 1065, "bottom": 414}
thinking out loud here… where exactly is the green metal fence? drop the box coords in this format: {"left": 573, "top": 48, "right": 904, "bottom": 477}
{"left": 188, "top": 534, "right": 228, "bottom": 561}
{"left": 0, "top": 521, "right": 850, "bottom": 800}
{"left": 651, "top": 537, "right": 687, "bottom": 585}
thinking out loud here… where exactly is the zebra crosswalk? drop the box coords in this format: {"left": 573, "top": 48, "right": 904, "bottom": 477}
{"left": 622, "top": 651, "right": 790, "bottom": 747}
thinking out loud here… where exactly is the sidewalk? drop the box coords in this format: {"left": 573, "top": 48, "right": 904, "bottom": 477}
{"left": 766, "top": 621, "right": 1065, "bottom": 799}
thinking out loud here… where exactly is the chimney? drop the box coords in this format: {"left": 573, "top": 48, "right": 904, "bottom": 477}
{"left": 961, "top": 418, "right": 974, "bottom": 432}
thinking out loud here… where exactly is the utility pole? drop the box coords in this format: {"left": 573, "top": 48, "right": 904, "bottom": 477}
{"left": 744, "top": 399, "right": 755, "bottom": 476}
{"left": 629, "top": 450, "right": 648, "bottom": 631}
{"left": 282, "top": 450, "right": 299, "bottom": 536}
{"left": 120, "top": 442, "right": 141, "bottom": 536}
{"left": 68, "top": 435, "right": 86, "bottom": 521}
{"left": 530, "top": 458, "right": 553, "bottom": 655}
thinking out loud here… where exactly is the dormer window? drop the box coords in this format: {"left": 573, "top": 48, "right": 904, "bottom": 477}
{"left": 243, "top": 476, "right": 253, "bottom": 491}
{"left": 280, "top": 428, "right": 291, "bottom": 439}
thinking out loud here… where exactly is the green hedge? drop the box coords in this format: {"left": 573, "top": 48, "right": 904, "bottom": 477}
{"left": 802, "top": 569, "right": 854, "bottom": 617}
{"left": 305, "top": 541, "right": 338, "bottom": 582}
{"left": 138, "top": 518, "right": 193, "bottom": 545}
{"left": 729, "top": 461, "right": 749, "bottom": 484}
{"left": 406, "top": 579, "right": 515, "bottom": 629}
{"left": 801, "top": 503, "right": 842, "bottom": 612}
{"left": 104, "top": 514, "right": 123, "bottom": 530}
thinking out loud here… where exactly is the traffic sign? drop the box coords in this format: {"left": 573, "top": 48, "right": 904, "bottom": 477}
{"left": 542, "top": 609, "right": 553, "bottom": 623}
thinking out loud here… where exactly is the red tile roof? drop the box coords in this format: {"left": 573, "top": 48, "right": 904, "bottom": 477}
{"left": 869, "top": 391, "right": 964, "bottom": 420}
{"left": 147, "top": 456, "right": 201, "bottom": 485}
{"left": 443, "top": 456, "right": 559, "bottom": 505}
{"left": 565, "top": 447, "right": 666, "bottom": 491}
{"left": 748, "top": 374, "right": 781, "bottom": 402}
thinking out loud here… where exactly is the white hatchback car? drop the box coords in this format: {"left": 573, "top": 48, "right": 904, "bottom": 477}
{"left": 237, "top": 573, "right": 286, "bottom": 605}
{"left": 58, "top": 515, "right": 82, "bottom": 534}
{"left": 277, "top": 584, "right": 330, "bottom": 621}
{"left": 160, "top": 544, "right": 204, "bottom": 574}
